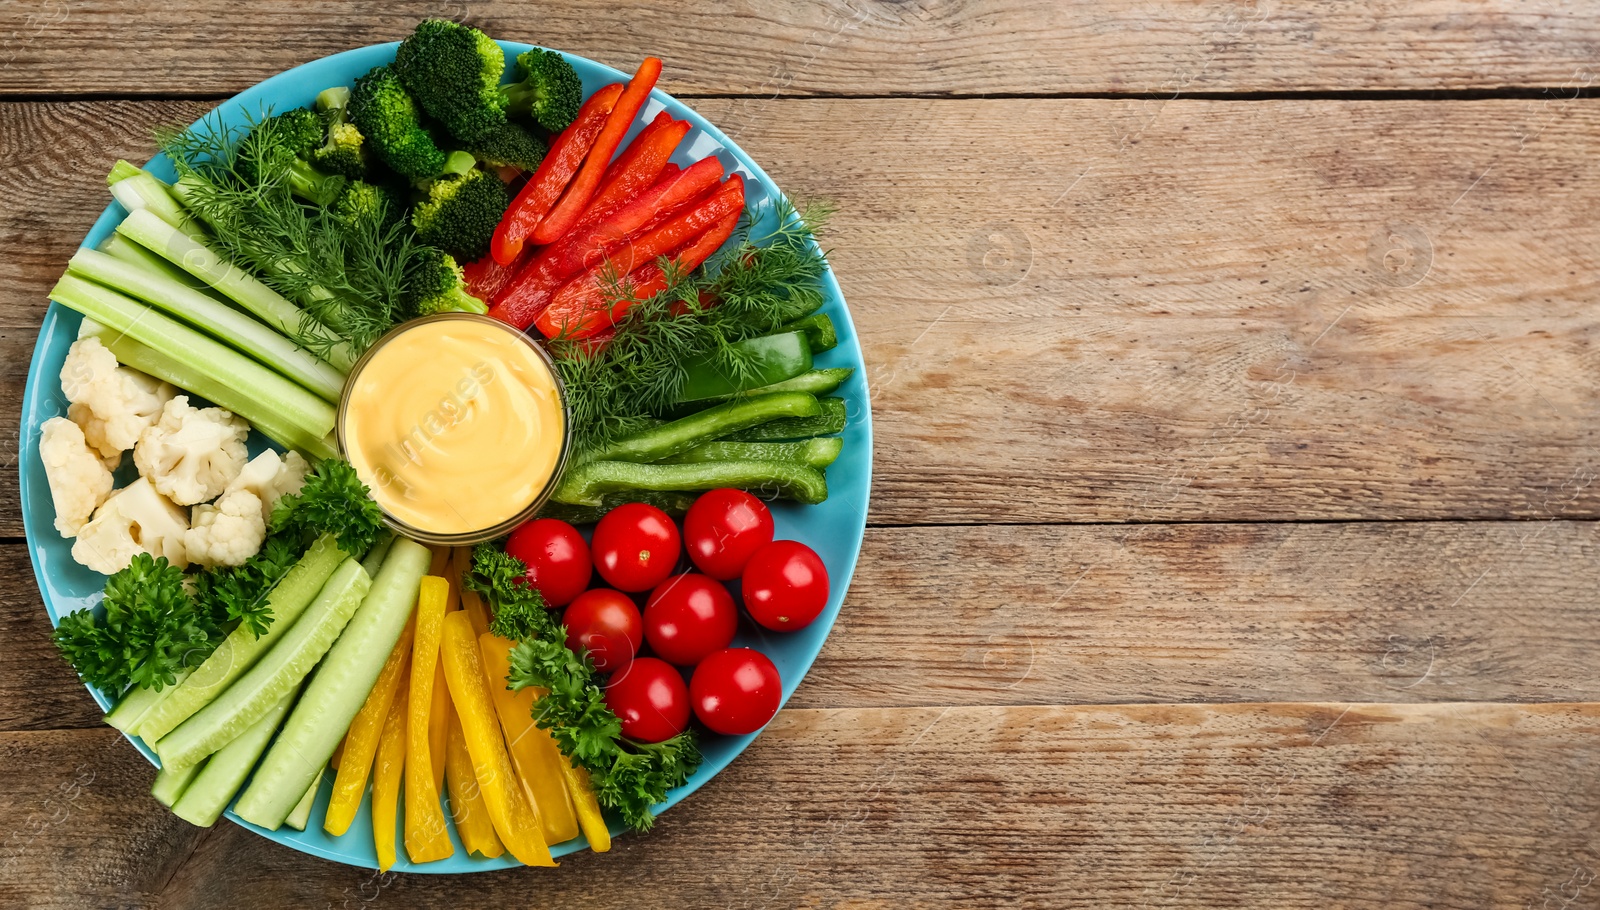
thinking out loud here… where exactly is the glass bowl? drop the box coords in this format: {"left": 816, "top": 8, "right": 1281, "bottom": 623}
{"left": 335, "top": 312, "right": 571, "bottom": 546}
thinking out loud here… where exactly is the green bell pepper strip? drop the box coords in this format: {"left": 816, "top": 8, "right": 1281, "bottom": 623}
{"left": 552, "top": 460, "right": 829, "bottom": 507}
{"left": 539, "top": 491, "right": 698, "bottom": 525}
{"left": 677, "top": 331, "right": 812, "bottom": 402}
{"left": 723, "top": 397, "right": 847, "bottom": 442}
{"left": 662, "top": 437, "right": 843, "bottom": 470}
{"left": 586, "top": 392, "right": 821, "bottom": 464}
{"left": 781, "top": 312, "right": 837, "bottom": 354}
{"left": 664, "top": 368, "right": 854, "bottom": 418}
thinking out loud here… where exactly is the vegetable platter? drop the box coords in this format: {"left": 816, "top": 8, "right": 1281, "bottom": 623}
{"left": 18, "top": 22, "right": 870, "bottom": 872}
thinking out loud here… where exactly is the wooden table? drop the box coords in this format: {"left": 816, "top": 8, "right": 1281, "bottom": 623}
{"left": 4, "top": 4, "right": 1600, "bottom": 907}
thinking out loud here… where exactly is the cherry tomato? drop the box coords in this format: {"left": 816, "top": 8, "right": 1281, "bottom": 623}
{"left": 741, "top": 540, "right": 830, "bottom": 632}
{"left": 642, "top": 574, "right": 738, "bottom": 666}
{"left": 503, "top": 518, "right": 592, "bottom": 607}
{"left": 604, "top": 657, "right": 689, "bottom": 743}
{"left": 683, "top": 489, "right": 775, "bottom": 581}
{"left": 690, "top": 648, "right": 782, "bottom": 735}
{"left": 591, "top": 503, "right": 682, "bottom": 592}
{"left": 563, "top": 588, "right": 643, "bottom": 672}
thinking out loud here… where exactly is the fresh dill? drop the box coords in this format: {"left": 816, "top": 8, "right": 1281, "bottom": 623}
{"left": 551, "top": 199, "right": 833, "bottom": 457}
{"left": 160, "top": 110, "right": 414, "bottom": 357}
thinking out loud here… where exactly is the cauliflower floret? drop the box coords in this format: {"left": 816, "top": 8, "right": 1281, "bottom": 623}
{"left": 38, "top": 417, "right": 115, "bottom": 537}
{"left": 71, "top": 477, "right": 189, "bottom": 574}
{"left": 223, "top": 450, "right": 311, "bottom": 524}
{"left": 185, "top": 488, "right": 267, "bottom": 567}
{"left": 60, "top": 337, "right": 172, "bottom": 460}
{"left": 133, "top": 397, "right": 250, "bottom": 506}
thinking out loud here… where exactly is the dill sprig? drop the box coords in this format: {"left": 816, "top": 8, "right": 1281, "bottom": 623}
{"left": 551, "top": 199, "right": 833, "bottom": 457}
{"left": 160, "top": 110, "right": 413, "bottom": 357}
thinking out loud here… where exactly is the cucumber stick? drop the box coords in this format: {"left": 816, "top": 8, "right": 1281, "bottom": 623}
{"left": 151, "top": 758, "right": 206, "bottom": 807}
{"left": 284, "top": 770, "right": 324, "bottom": 832}
{"left": 234, "top": 539, "right": 431, "bottom": 830}
{"left": 155, "top": 558, "right": 371, "bottom": 770}
{"left": 134, "top": 536, "right": 346, "bottom": 743}
{"left": 105, "top": 668, "right": 190, "bottom": 732}
{"left": 171, "top": 687, "right": 300, "bottom": 827}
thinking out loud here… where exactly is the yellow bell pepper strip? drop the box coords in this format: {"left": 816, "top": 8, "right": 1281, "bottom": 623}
{"left": 330, "top": 733, "right": 344, "bottom": 770}
{"left": 479, "top": 632, "right": 580, "bottom": 845}
{"left": 445, "top": 710, "right": 505, "bottom": 858}
{"left": 404, "top": 576, "right": 454, "bottom": 863}
{"left": 440, "top": 610, "right": 554, "bottom": 866}
{"left": 431, "top": 660, "right": 451, "bottom": 794}
{"left": 560, "top": 760, "right": 611, "bottom": 852}
{"left": 452, "top": 546, "right": 493, "bottom": 640}
{"left": 323, "top": 614, "right": 415, "bottom": 837}
{"left": 372, "top": 676, "right": 409, "bottom": 873}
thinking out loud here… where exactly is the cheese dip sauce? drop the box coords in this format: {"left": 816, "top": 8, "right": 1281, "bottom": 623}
{"left": 338, "top": 314, "right": 567, "bottom": 541}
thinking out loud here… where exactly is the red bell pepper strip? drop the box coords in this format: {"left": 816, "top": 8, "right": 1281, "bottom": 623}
{"left": 580, "top": 113, "right": 690, "bottom": 228}
{"left": 535, "top": 175, "right": 744, "bottom": 339}
{"left": 462, "top": 253, "right": 521, "bottom": 302}
{"left": 530, "top": 57, "right": 663, "bottom": 246}
{"left": 490, "top": 83, "right": 622, "bottom": 266}
{"left": 488, "top": 159, "right": 722, "bottom": 329}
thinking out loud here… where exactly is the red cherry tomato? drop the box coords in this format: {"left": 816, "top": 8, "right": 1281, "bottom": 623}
{"left": 563, "top": 588, "right": 643, "bottom": 672}
{"left": 591, "top": 503, "right": 682, "bottom": 592}
{"left": 642, "top": 574, "right": 738, "bottom": 666}
{"left": 503, "top": 518, "right": 592, "bottom": 607}
{"left": 741, "top": 540, "right": 830, "bottom": 632}
{"left": 690, "top": 648, "right": 782, "bottom": 735}
{"left": 683, "top": 489, "right": 775, "bottom": 581}
{"left": 604, "top": 657, "right": 689, "bottom": 743}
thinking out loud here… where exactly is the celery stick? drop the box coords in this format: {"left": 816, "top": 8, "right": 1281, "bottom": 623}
{"left": 661, "top": 437, "right": 844, "bottom": 469}
{"left": 108, "top": 172, "right": 205, "bottom": 241}
{"left": 156, "top": 558, "right": 371, "bottom": 771}
{"left": 152, "top": 757, "right": 206, "bottom": 807}
{"left": 359, "top": 530, "right": 396, "bottom": 578}
{"left": 49, "top": 273, "right": 336, "bottom": 441}
{"left": 234, "top": 539, "right": 431, "bottom": 830}
{"left": 99, "top": 233, "right": 226, "bottom": 299}
{"left": 107, "top": 159, "right": 142, "bottom": 184}
{"left": 78, "top": 320, "right": 338, "bottom": 461}
{"left": 115, "top": 209, "right": 356, "bottom": 371}
{"left": 134, "top": 537, "right": 345, "bottom": 743}
{"left": 171, "top": 687, "right": 300, "bottom": 827}
{"left": 69, "top": 249, "right": 346, "bottom": 402}
{"left": 105, "top": 669, "right": 190, "bottom": 733}
{"left": 284, "top": 769, "right": 323, "bottom": 831}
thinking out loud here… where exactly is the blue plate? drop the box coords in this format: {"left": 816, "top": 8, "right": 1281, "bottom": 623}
{"left": 19, "top": 41, "right": 872, "bottom": 872}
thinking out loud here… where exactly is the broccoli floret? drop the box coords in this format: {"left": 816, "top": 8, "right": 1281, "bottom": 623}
{"left": 404, "top": 247, "right": 488, "bottom": 315}
{"left": 306, "top": 86, "right": 369, "bottom": 180}
{"left": 394, "top": 19, "right": 507, "bottom": 144}
{"left": 411, "top": 165, "right": 510, "bottom": 261}
{"left": 349, "top": 64, "right": 447, "bottom": 180}
{"left": 238, "top": 108, "right": 346, "bottom": 206}
{"left": 331, "top": 179, "right": 402, "bottom": 231}
{"left": 465, "top": 121, "right": 548, "bottom": 172}
{"left": 503, "top": 48, "right": 583, "bottom": 133}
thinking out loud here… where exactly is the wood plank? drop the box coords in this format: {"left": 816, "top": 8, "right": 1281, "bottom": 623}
{"left": 11, "top": 520, "right": 1600, "bottom": 732}
{"left": 5, "top": 2, "right": 1600, "bottom": 97}
{"left": 6, "top": 704, "right": 1596, "bottom": 908}
{"left": 6, "top": 97, "right": 1600, "bottom": 529}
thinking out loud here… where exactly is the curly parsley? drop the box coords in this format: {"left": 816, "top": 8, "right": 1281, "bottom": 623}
{"left": 466, "top": 543, "right": 701, "bottom": 831}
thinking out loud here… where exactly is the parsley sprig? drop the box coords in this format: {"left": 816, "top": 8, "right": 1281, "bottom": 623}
{"left": 54, "top": 458, "right": 384, "bottom": 696}
{"left": 467, "top": 544, "right": 701, "bottom": 831}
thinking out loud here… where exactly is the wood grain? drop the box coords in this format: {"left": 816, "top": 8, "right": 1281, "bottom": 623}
{"left": 6, "top": 705, "right": 1598, "bottom": 909}
{"left": 5, "top": 98, "right": 1600, "bottom": 529}
{"left": 5, "top": 2, "right": 1600, "bottom": 97}
{"left": 12, "top": 520, "right": 1600, "bottom": 731}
